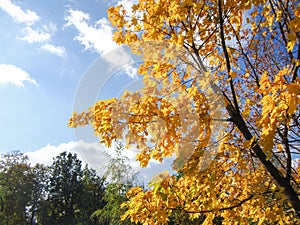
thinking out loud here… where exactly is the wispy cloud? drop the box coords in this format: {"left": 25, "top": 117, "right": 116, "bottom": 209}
{"left": 0, "top": 1, "right": 66, "bottom": 58}
{"left": 0, "top": 64, "right": 37, "bottom": 87}
{"left": 26, "top": 140, "right": 108, "bottom": 167}
{"left": 0, "top": 0, "right": 39, "bottom": 25}
{"left": 19, "top": 27, "right": 51, "bottom": 43}
{"left": 19, "top": 22, "right": 57, "bottom": 44}
{"left": 65, "top": 9, "right": 118, "bottom": 54}
{"left": 41, "top": 44, "right": 67, "bottom": 58}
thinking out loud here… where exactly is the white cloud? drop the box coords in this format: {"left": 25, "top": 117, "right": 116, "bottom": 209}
{"left": 18, "top": 23, "right": 67, "bottom": 58}
{"left": 124, "top": 65, "right": 138, "bottom": 79}
{"left": 117, "top": 0, "right": 136, "bottom": 16}
{"left": 42, "top": 22, "right": 57, "bottom": 33}
{"left": 27, "top": 140, "right": 111, "bottom": 174}
{"left": 0, "top": 0, "right": 63, "bottom": 55}
{"left": 27, "top": 142, "right": 78, "bottom": 166}
{"left": 41, "top": 44, "right": 67, "bottom": 58}
{"left": 65, "top": 9, "right": 118, "bottom": 55}
{"left": 0, "top": 64, "right": 37, "bottom": 87}
{"left": 19, "top": 27, "right": 51, "bottom": 43}
{"left": 0, "top": 0, "right": 39, "bottom": 25}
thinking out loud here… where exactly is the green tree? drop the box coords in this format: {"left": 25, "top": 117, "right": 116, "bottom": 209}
{"left": 46, "top": 151, "right": 84, "bottom": 225}
{"left": 27, "top": 164, "right": 49, "bottom": 225}
{"left": 80, "top": 165, "right": 107, "bottom": 225}
{"left": 92, "top": 142, "right": 138, "bottom": 225}
{"left": 45, "top": 151, "right": 108, "bottom": 225}
{"left": 0, "top": 150, "right": 110, "bottom": 225}
{"left": 0, "top": 152, "right": 38, "bottom": 225}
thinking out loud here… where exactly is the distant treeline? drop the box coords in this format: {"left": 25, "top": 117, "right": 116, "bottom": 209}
{"left": 0, "top": 142, "right": 137, "bottom": 225}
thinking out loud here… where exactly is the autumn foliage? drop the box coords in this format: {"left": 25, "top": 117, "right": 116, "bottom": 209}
{"left": 69, "top": 0, "right": 300, "bottom": 224}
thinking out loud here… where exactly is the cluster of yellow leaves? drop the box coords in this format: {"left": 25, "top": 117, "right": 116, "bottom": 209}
{"left": 70, "top": 58, "right": 214, "bottom": 168}
{"left": 69, "top": 98, "right": 117, "bottom": 147}
{"left": 122, "top": 139, "right": 296, "bottom": 224}
{"left": 258, "top": 70, "right": 300, "bottom": 158}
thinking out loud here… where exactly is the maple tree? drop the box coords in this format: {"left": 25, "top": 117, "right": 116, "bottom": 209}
{"left": 69, "top": 0, "right": 300, "bottom": 224}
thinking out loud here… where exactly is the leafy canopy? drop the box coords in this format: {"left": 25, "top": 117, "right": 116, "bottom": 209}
{"left": 69, "top": 0, "right": 300, "bottom": 224}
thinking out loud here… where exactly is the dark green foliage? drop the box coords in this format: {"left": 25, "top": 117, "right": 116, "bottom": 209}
{"left": 26, "top": 164, "right": 48, "bottom": 225}
{"left": 46, "top": 152, "right": 84, "bottom": 225}
{"left": 0, "top": 151, "right": 108, "bottom": 225}
{"left": 0, "top": 152, "right": 37, "bottom": 225}
{"left": 44, "top": 151, "right": 108, "bottom": 225}
{"left": 80, "top": 166, "right": 107, "bottom": 225}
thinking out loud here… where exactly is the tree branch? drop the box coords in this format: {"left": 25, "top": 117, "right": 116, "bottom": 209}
{"left": 283, "top": 124, "right": 292, "bottom": 181}
{"left": 168, "top": 194, "right": 254, "bottom": 214}
{"left": 210, "top": 79, "right": 300, "bottom": 215}
{"left": 217, "top": 0, "right": 240, "bottom": 114}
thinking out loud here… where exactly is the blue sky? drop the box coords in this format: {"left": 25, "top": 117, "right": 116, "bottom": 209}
{"left": 0, "top": 1, "right": 123, "bottom": 158}
{"left": 0, "top": 0, "right": 113, "bottom": 150}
